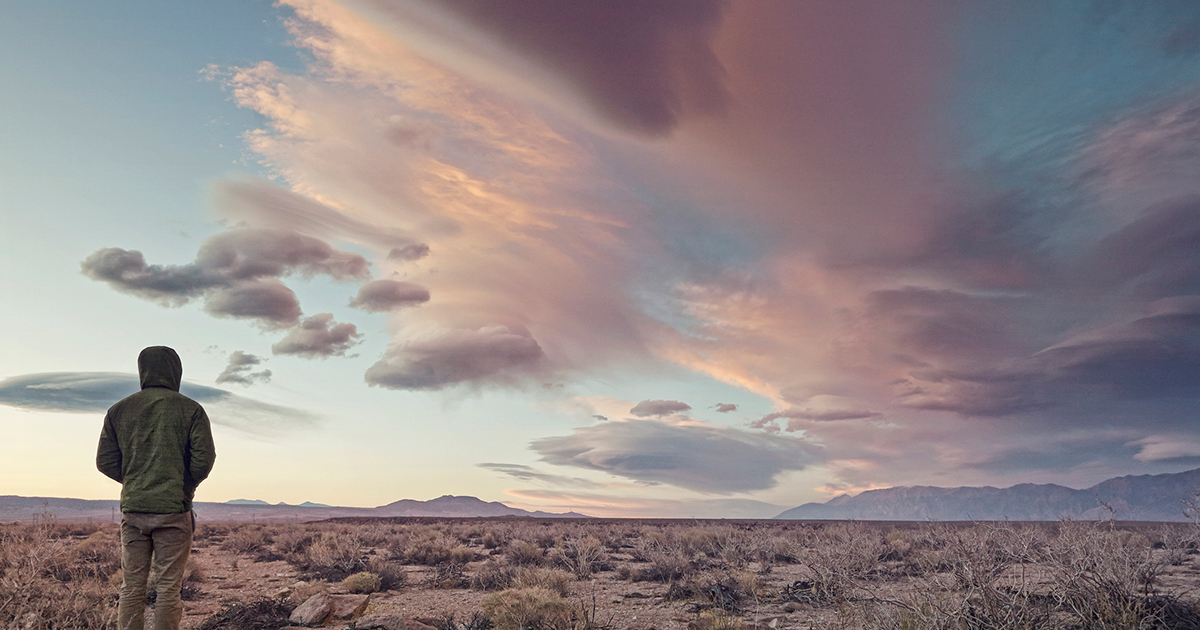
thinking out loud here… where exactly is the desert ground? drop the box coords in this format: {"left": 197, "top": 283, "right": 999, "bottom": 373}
{"left": 5, "top": 515, "right": 1200, "bottom": 629}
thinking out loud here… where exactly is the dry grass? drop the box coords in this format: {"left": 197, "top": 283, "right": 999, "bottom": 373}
{"left": 6, "top": 515, "right": 1200, "bottom": 629}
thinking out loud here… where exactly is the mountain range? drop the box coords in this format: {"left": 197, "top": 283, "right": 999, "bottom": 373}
{"left": 10, "top": 468, "right": 1200, "bottom": 523}
{"left": 775, "top": 468, "right": 1200, "bottom": 521}
{"left": 0, "top": 494, "right": 588, "bottom": 523}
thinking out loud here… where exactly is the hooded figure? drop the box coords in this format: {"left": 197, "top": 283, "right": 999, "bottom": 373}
{"left": 97, "top": 346, "right": 215, "bottom": 630}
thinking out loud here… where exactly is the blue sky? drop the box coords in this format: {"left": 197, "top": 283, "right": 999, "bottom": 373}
{"left": 3, "top": 0, "right": 1200, "bottom": 518}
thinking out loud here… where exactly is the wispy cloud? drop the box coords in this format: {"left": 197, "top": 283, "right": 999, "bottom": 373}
{"left": 0, "top": 372, "right": 318, "bottom": 435}
{"left": 477, "top": 463, "right": 603, "bottom": 489}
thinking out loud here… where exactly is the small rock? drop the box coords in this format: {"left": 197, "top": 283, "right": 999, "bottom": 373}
{"left": 290, "top": 591, "right": 333, "bottom": 625}
{"left": 330, "top": 594, "right": 370, "bottom": 620}
{"left": 782, "top": 602, "right": 802, "bottom": 613}
{"left": 354, "top": 615, "right": 406, "bottom": 630}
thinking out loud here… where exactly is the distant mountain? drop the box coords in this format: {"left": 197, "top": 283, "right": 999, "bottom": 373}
{"left": 0, "top": 494, "right": 588, "bottom": 523}
{"left": 776, "top": 468, "right": 1200, "bottom": 521}
{"left": 377, "top": 495, "right": 587, "bottom": 518}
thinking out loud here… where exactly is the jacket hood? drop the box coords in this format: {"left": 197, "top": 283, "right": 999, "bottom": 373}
{"left": 138, "top": 346, "right": 182, "bottom": 391}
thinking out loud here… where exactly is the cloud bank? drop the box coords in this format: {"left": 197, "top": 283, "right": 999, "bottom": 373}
{"left": 172, "top": 0, "right": 1200, "bottom": 492}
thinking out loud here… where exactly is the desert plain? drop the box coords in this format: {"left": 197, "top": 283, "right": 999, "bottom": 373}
{"left": 5, "top": 515, "right": 1200, "bottom": 629}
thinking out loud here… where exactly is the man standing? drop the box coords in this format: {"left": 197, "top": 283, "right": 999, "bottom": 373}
{"left": 97, "top": 346, "right": 216, "bottom": 630}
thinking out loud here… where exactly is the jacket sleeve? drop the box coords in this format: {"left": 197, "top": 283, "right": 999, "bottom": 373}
{"left": 187, "top": 407, "right": 216, "bottom": 487}
{"left": 96, "top": 411, "right": 123, "bottom": 483}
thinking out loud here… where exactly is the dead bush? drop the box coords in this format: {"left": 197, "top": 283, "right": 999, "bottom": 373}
{"left": 472, "top": 559, "right": 519, "bottom": 591}
{"left": 551, "top": 536, "right": 609, "bottom": 579}
{"left": 513, "top": 567, "right": 573, "bottom": 598}
{"left": 198, "top": 597, "right": 294, "bottom": 630}
{"left": 1044, "top": 520, "right": 1173, "bottom": 628}
{"left": 505, "top": 539, "right": 545, "bottom": 567}
{"left": 220, "top": 525, "right": 270, "bottom": 555}
{"left": 367, "top": 556, "right": 408, "bottom": 591}
{"left": 481, "top": 587, "right": 574, "bottom": 630}
{"left": 290, "top": 530, "right": 365, "bottom": 580}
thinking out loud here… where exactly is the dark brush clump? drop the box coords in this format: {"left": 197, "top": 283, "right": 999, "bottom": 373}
{"left": 198, "top": 598, "right": 294, "bottom": 630}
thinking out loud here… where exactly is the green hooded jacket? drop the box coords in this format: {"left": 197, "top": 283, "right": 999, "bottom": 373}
{"left": 96, "top": 346, "right": 216, "bottom": 513}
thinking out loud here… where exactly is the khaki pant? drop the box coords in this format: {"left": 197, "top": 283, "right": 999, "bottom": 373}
{"left": 119, "top": 511, "right": 193, "bottom": 630}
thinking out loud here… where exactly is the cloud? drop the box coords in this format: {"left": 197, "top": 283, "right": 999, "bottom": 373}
{"left": 903, "top": 296, "right": 1200, "bottom": 416}
{"left": 353, "top": 0, "right": 730, "bottom": 135}
{"left": 79, "top": 248, "right": 224, "bottom": 306}
{"left": 271, "top": 313, "right": 362, "bottom": 358}
{"left": 215, "top": 351, "right": 272, "bottom": 386}
{"left": 365, "top": 325, "right": 545, "bottom": 390}
{"left": 209, "top": 1, "right": 1200, "bottom": 492}
{"left": 477, "top": 463, "right": 602, "bottom": 489}
{"left": 204, "top": 280, "right": 302, "bottom": 326}
{"left": 530, "top": 418, "right": 822, "bottom": 494}
{"left": 752, "top": 407, "right": 883, "bottom": 433}
{"left": 0, "top": 372, "right": 317, "bottom": 434}
{"left": 388, "top": 244, "right": 430, "bottom": 262}
{"left": 1131, "top": 435, "right": 1200, "bottom": 464}
{"left": 82, "top": 227, "right": 369, "bottom": 327}
{"left": 213, "top": 178, "right": 427, "bottom": 257}
{"left": 349, "top": 279, "right": 430, "bottom": 312}
{"left": 629, "top": 399, "right": 691, "bottom": 417}
{"left": 714, "top": 403, "right": 737, "bottom": 413}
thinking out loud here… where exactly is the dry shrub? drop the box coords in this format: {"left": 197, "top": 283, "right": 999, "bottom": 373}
{"left": 0, "top": 523, "right": 119, "bottom": 629}
{"left": 367, "top": 556, "right": 408, "bottom": 591}
{"left": 627, "top": 548, "right": 699, "bottom": 583}
{"left": 221, "top": 525, "right": 271, "bottom": 555}
{"left": 291, "top": 530, "right": 365, "bottom": 580}
{"left": 425, "top": 562, "right": 470, "bottom": 590}
{"left": 481, "top": 587, "right": 573, "bottom": 630}
{"left": 183, "top": 558, "right": 205, "bottom": 583}
{"left": 70, "top": 529, "right": 121, "bottom": 580}
{"left": 1044, "top": 520, "right": 1177, "bottom": 628}
{"left": 666, "top": 570, "right": 755, "bottom": 613}
{"left": 343, "top": 571, "right": 382, "bottom": 594}
{"left": 272, "top": 527, "right": 317, "bottom": 555}
{"left": 482, "top": 531, "right": 505, "bottom": 549}
{"left": 198, "top": 597, "right": 294, "bottom": 630}
{"left": 505, "top": 539, "right": 545, "bottom": 567}
{"left": 405, "top": 536, "right": 475, "bottom": 566}
{"left": 513, "top": 567, "right": 573, "bottom": 598}
{"left": 472, "top": 559, "right": 519, "bottom": 591}
{"left": 551, "top": 536, "right": 609, "bottom": 579}
{"left": 690, "top": 609, "right": 742, "bottom": 630}
{"left": 194, "top": 522, "right": 231, "bottom": 541}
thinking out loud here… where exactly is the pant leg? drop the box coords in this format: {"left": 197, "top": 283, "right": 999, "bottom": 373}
{"left": 148, "top": 512, "right": 193, "bottom": 630}
{"left": 119, "top": 514, "right": 153, "bottom": 630}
